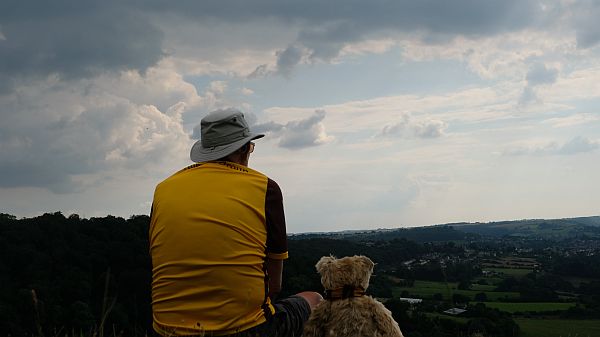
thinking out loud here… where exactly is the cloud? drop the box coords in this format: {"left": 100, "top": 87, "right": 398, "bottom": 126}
{"left": 0, "top": 66, "right": 197, "bottom": 192}
{"left": 247, "top": 64, "right": 270, "bottom": 79}
{"left": 0, "top": 1, "right": 164, "bottom": 93}
{"left": 526, "top": 62, "right": 559, "bottom": 86}
{"left": 378, "top": 114, "right": 447, "bottom": 139}
{"left": 570, "top": 0, "right": 600, "bottom": 48}
{"left": 253, "top": 110, "right": 333, "bottom": 149}
{"left": 543, "top": 113, "right": 600, "bottom": 128}
{"left": 147, "top": 0, "right": 544, "bottom": 78}
{"left": 241, "top": 87, "right": 254, "bottom": 96}
{"left": 0, "top": 0, "right": 566, "bottom": 86}
{"left": 289, "top": 1, "right": 540, "bottom": 62}
{"left": 502, "top": 136, "right": 599, "bottom": 156}
{"left": 558, "top": 136, "right": 599, "bottom": 155}
{"left": 520, "top": 62, "right": 559, "bottom": 104}
{"left": 275, "top": 45, "right": 307, "bottom": 77}
{"left": 247, "top": 45, "right": 309, "bottom": 78}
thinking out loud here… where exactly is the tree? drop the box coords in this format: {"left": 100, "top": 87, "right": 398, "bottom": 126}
{"left": 474, "top": 292, "right": 487, "bottom": 302}
{"left": 457, "top": 279, "right": 471, "bottom": 290}
{"left": 452, "top": 293, "right": 470, "bottom": 305}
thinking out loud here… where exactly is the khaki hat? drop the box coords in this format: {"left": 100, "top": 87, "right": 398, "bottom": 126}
{"left": 190, "top": 109, "right": 264, "bottom": 162}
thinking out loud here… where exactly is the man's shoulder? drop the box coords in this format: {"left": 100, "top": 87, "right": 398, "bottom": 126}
{"left": 266, "top": 177, "right": 281, "bottom": 191}
{"left": 157, "top": 162, "right": 273, "bottom": 188}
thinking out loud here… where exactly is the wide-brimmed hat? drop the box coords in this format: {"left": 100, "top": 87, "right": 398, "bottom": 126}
{"left": 190, "top": 109, "right": 264, "bottom": 162}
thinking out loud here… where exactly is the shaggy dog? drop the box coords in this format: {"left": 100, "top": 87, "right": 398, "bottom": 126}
{"left": 303, "top": 255, "right": 404, "bottom": 337}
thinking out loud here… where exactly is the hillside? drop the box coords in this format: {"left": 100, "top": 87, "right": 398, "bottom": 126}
{"left": 452, "top": 216, "right": 600, "bottom": 239}
{"left": 294, "top": 215, "right": 600, "bottom": 241}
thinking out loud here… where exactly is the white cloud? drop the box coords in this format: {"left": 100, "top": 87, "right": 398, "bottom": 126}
{"left": 502, "top": 136, "right": 599, "bottom": 156}
{"left": 0, "top": 63, "right": 205, "bottom": 192}
{"left": 543, "top": 113, "right": 600, "bottom": 128}
{"left": 378, "top": 113, "right": 447, "bottom": 139}
{"left": 339, "top": 39, "right": 397, "bottom": 57}
{"left": 91, "top": 59, "right": 202, "bottom": 112}
{"left": 265, "top": 86, "right": 511, "bottom": 136}
{"left": 254, "top": 110, "right": 333, "bottom": 149}
{"left": 541, "top": 66, "right": 600, "bottom": 102}
{"left": 241, "top": 87, "right": 254, "bottom": 96}
{"left": 208, "top": 81, "right": 227, "bottom": 94}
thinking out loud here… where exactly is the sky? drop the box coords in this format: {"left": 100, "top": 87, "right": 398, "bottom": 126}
{"left": 1, "top": 0, "right": 599, "bottom": 233}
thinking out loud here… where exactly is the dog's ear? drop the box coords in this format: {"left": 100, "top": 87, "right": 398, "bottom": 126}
{"left": 315, "top": 255, "right": 336, "bottom": 275}
{"left": 358, "top": 255, "right": 375, "bottom": 274}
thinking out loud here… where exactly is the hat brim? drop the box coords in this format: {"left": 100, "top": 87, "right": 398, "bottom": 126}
{"left": 190, "top": 133, "right": 264, "bottom": 163}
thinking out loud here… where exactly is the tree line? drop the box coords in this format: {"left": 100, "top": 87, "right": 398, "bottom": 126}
{"left": 2, "top": 212, "right": 599, "bottom": 336}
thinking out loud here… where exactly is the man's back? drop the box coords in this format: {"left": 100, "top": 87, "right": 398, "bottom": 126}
{"left": 150, "top": 161, "right": 285, "bottom": 335}
{"left": 149, "top": 109, "right": 320, "bottom": 337}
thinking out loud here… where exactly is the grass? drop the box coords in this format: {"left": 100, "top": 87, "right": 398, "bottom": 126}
{"left": 516, "top": 318, "right": 600, "bottom": 337}
{"left": 425, "top": 313, "right": 469, "bottom": 324}
{"left": 470, "top": 284, "right": 497, "bottom": 292}
{"left": 563, "top": 276, "right": 600, "bottom": 287}
{"left": 479, "top": 302, "right": 576, "bottom": 313}
{"left": 393, "top": 280, "right": 520, "bottom": 301}
{"left": 484, "top": 267, "right": 533, "bottom": 277}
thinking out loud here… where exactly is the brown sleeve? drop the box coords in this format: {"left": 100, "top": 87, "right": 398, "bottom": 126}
{"left": 265, "top": 178, "right": 288, "bottom": 259}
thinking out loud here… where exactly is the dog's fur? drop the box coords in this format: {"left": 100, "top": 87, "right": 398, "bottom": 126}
{"left": 303, "top": 255, "right": 404, "bottom": 337}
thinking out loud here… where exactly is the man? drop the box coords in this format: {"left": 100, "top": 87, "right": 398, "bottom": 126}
{"left": 149, "top": 109, "right": 322, "bottom": 336}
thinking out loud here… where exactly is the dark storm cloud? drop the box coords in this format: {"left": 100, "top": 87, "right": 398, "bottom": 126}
{"left": 0, "top": 0, "right": 549, "bottom": 88}
{"left": 0, "top": 0, "right": 164, "bottom": 93}
{"left": 144, "top": 0, "right": 539, "bottom": 35}
{"left": 164, "top": 0, "right": 542, "bottom": 63}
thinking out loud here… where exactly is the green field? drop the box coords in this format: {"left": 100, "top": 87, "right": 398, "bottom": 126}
{"left": 473, "top": 276, "right": 504, "bottom": 286}
{"left": 480, "top": 302, "right": 576, "bottom": 313}
{"left": 470, "top": 284, "right": 497, "bottom": 292}
{"left": 393, "top": 280, "right": 520, "bottom": 301}
{"left": 484, "top": 267, "right": 533, "bottom": 277}
{"left": 516, "top": 318, "right": 600, "bottom": 337}
{"left": 425, "top": 313, "right": 469, "bottom": 324}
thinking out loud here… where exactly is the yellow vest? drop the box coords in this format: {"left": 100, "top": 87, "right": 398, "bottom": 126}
{"left": 150, "top": 162, "right": 286, "bottom": 336}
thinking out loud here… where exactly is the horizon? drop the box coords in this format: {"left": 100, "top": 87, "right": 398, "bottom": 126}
{"left": 1, "top": 1, "right": 600, "bottom": 233}
{"left": 4, "top": 210, "right": 599, "bottom": 235}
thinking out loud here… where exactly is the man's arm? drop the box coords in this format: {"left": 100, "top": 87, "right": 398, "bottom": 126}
{"left": 265, "top": 178, "right": 288, "bottom": 299}
{"left": 266, "top": 258, "right": 283, "bottom": 299}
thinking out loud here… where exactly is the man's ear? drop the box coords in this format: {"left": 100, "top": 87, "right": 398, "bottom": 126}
{"left": 316, "top": 255, "right": 336, "bottom": 275}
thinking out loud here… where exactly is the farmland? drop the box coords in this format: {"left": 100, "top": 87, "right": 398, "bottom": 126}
{"left": 481, "top": 302, "right": 576, "bottom": 313}
{"left": 516, "top": 319, "right": 600, "bottom": 337}
{"left": 393, "top": 280, "right": 521, "bottom": 301}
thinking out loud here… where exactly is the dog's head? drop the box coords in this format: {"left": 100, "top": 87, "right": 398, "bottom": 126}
{"left": 315, "top": 255, "right": 375, "bottom": 290}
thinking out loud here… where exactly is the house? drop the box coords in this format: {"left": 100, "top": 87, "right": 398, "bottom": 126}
{"left": 399, "top": 297, "right": 423, "bottom": 304}
{"left": 443, "top": 308, "right": 467, "bottom": 316}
